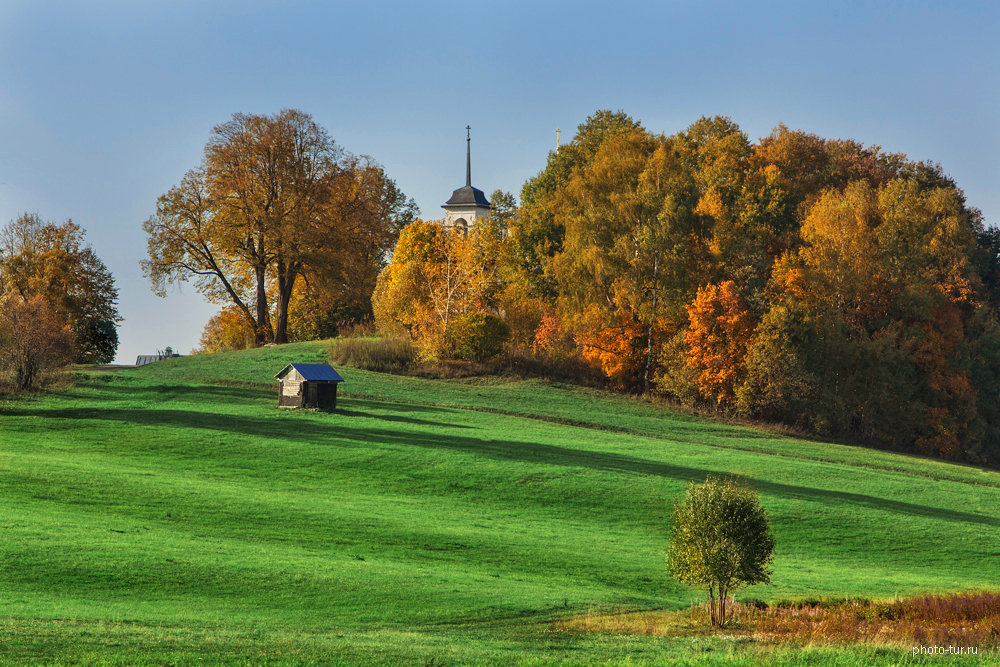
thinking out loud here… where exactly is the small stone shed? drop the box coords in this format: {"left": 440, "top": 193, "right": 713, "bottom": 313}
{"left": 275, "top": 363, "right": 345, "bottom": 411}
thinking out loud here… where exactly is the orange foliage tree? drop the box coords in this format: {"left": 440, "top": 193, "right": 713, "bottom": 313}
{"left": 684, "top": 281, "right": 755, "bottom": 405}
{"left": 0, "top": 294, "right": 74, "bottom": 390}
{"left": 1, "top": 214, "right": 121, "bottom": 363}
{"left": 573, "top": 305, "right": 647, "bottom": 388}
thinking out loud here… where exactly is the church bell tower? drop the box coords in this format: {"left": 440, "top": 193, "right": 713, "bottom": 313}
{"left": 442, "top": 126, "right": 491, "bottom": 233}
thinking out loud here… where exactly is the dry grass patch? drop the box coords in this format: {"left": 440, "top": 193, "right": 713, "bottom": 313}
{"left": 754, "top": 591, "right": 1000, "bottom": 649}
{"left": 556, "top": 608, "right": 711, "bottom": 638}
{"left": 556, "top": 592, "right": 1000, "bottom": 651}
{"left": 329, "top": 336, "right": 415, "bottom": 372}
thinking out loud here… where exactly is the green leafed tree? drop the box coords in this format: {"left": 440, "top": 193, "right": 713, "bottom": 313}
{"left": 667, "top": 477, "right": 775, "bottom": 627}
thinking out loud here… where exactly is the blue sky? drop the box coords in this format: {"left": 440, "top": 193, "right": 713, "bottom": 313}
{"left": 1, "top": 0, "right": 997, "bottom": 363}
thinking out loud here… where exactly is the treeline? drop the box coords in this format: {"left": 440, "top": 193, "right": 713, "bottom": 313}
{"left": 0, "top": 214, "right": 121, "bottom": 391}
{"left": 376, "top": 111, "right": 1000, "bottom": 465}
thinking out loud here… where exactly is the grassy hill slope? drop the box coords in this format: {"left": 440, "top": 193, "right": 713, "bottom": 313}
{"left": 0, "top": 341, "right": 997, "bottom": 664}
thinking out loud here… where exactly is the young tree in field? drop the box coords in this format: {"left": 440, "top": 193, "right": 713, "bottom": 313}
{"left": 668, "top": 477, "right": 775, "bottom": 627}
{"left": 0, "top": 214, "right": 121, "bottom": 363}
{"left": 0, "top": 294, "right": 74, "bottom": 391}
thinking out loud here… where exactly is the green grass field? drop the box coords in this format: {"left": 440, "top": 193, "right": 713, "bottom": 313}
{"left": 0, "top": 341, "right": 997, "bottom": 664}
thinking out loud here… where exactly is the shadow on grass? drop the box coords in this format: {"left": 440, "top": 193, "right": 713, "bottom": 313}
{"left": 3, "top": 395, "right": 469, "bottom": 432}
{"left": 5, "top": 400, "right": 999, "bottom": 531}
{"left": 135, "top": 384, "right": 276, "bottom": 401}
{"left": 342, "top": 398, "right": 461, "bottom": 415}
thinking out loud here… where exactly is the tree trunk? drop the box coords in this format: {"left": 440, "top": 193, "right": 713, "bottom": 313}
{"left": 254, "top": 264, "right": 272, "bottom": 345}
{"left": 273, "top": 263, "right": 299, "bottom": 345}
{"left": 273, "top": 291, "right": 289, "bottom": 344}
{"left": 719, "top": 583, "right": 727, "bottom": 627}
{"left": 16, "top": 358, "right": 32, "bottom": 391}
{"left": 643, "top": 257, "right": 659, "bottom": 394}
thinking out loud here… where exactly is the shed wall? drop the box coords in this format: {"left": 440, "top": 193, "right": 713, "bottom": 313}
{"left": 278, "top": 380, "right": 304, "bottom": 408}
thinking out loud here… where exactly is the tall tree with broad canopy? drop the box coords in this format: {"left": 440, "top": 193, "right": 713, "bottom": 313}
{"left": 143, "top": 109, "right": 415, "bottom": 346}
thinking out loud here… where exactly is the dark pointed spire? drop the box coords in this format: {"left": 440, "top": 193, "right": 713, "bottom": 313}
{"left": 443, "top": 125, "right": 491, "bottom": 210}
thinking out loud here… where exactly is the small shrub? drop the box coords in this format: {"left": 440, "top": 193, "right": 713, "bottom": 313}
{"left": 0, "top": 294, "right": 74, "bottom": 391}
{"left": 447, "top": 313, "right": 510, "bottom": 362}
{"left": 330, "top": 336, "right": 415, "bottom": 372}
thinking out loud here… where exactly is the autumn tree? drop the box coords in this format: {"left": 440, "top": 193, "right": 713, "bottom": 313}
{"left": 0, "top": 294, "right": 74, "bottom": 390}
{"left": 512, "top": 110, "right": 644, "bottom": 298}
{"left": 418, "top": 226, "right": 486, "bottom": 355}
{"left": 197, "top": 306, "right": 256, "bottom": 353}
{"left": 373, "top": 220, "right": 487, "bottom": 358}
{"left": 739, "top": 173, "right": 988, "bottom": 454}
{"left": 797, "top": 181, "right": 890, "bottom": 330}
{"left": 143, "top": 110, "right": 414, "bottom": 346}
{"left": 373, "top": 219, "right": 440, "bottom": 336}
{"left": 684, "top": 281, "right": 756, "bottom": 405}
{"left": 302, "top": 156, "right": 418, "bottom": 327}
{"left": 0, "top": 214, "right": 121, "bottom": 363}
{"left": 554, "top": 127, "right": 704, "bottom": 390}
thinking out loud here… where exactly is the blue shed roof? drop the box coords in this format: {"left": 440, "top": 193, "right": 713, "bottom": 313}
{"left": 275, "top": 363, "right": 345, "bottom": 382}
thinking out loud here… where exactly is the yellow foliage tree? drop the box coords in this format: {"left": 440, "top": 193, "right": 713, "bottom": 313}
{"left": 373, "top": 220, "right": 486, "bottom": 359}
{"left": 197, "top": 307, "right": 256, "bottom": 353}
